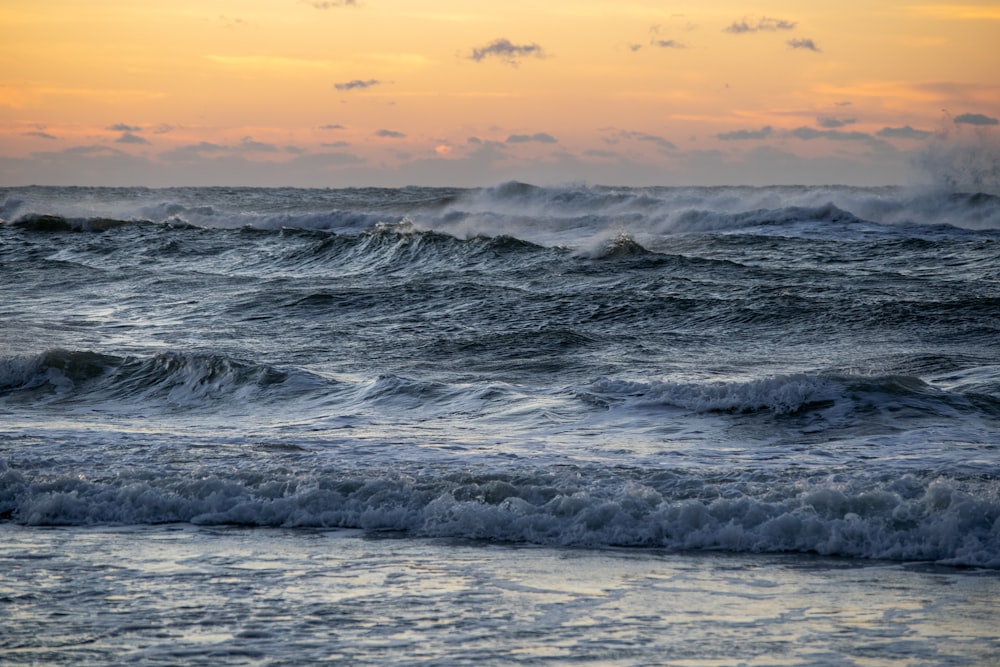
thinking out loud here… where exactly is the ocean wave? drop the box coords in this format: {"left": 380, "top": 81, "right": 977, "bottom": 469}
{"left": 589, "top": 374, "right": 840, "bottom": 414}
{"left": 2, "top": 463, "right": 997, "bottom": 567}
{"left": 587, "top": 372, "right": 1000, "bottom": 420}
{"left": 5, "top": 185, "right": 1000, "bottom": 250}
{"left": 4, "top": 213, "right": 155, "bottom": 233}
{"left": 0, "top": 349, "right": 330, "bottom": 410}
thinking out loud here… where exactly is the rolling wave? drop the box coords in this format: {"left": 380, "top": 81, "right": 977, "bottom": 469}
{"left": 0, "top": 349, "right": 328, "bottom": 410}
{"left": 5, "top": 183, "right": 1000, "bottom": 244}
{"left": 4, "top": 349, "right": 997, "bottom": 428}
{"left": 1, "top": 461, "right": 997, "bottom": 567}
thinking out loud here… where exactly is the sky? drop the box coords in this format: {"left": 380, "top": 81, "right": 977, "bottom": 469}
{"left": 1, "top": 0, "right": 998, "bottom": 188}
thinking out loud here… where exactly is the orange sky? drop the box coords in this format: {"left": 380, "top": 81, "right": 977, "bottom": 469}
{"left": 1, "top": 0, "right": 998, "bottom": 186}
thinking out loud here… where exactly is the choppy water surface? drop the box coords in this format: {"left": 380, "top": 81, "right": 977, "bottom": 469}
{"left": 2, "top": 183, "right": 999, "bottom": 664}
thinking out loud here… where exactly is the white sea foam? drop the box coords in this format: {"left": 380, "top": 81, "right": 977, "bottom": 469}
{"left": 2, "top": 464, "right": 997, "bottom": 567}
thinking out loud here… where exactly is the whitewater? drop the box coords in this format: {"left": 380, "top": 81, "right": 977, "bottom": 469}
{"left": 1, "top": 183, "right": 999, "bottom": 665}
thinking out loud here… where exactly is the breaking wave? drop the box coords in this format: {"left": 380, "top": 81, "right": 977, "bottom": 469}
{"left": 1, "top": 462, "right": 997, "bottom": 567}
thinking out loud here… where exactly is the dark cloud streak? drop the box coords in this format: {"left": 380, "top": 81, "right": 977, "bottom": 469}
{"left": 306, "top": 1, "right": 356, "bottom": 8}
{"left": 876, "top": 126, "right": 933, "bottom": 140}
{"left": 788, "top": 38, "right": 821, "bottom": 52}
{"left": 955, "top": 113, "right": 999, "bottom": 126}
{"left": 724, "top": 16, "right": 796, "bottom": 33}
{"left": 116, "top": 132, "right": 150, "bottom": 145}
{"left": 506, "top": 132, "right": 558, "bottom": 144}
{"left": 717, "top": 126, "right": 773, "bottom": 140}
{"left": 818, "top": 117, "right": 856, "bottom": 128}
{"left": 334, "top": 79, "right": 380, "bottom": 91}
{"left": 467, "top": 39, "right": 547, "bottom": 66}
{"left": 108, "top": 123, "right": 142, "bottom": 132}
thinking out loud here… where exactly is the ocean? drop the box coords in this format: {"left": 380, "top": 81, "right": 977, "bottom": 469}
{"left": 1, "top": 183, "right": 999, "bottom": 665}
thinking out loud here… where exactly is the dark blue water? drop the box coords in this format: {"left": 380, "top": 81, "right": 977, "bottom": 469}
{"left": 2, "top": 183, "right": 999, "bottom": 564}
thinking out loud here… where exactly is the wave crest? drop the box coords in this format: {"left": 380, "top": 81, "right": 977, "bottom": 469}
{"left": 2, "top": 465, "right": 997, "bottom": 567}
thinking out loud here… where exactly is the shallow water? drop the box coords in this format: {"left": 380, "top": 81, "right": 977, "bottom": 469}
{"left": 2, "top": 526, "right": 998, "bottom": 666}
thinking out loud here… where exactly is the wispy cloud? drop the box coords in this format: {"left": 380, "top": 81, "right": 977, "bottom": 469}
{"left": 467, "top": 39, "right": 547, "bottom": 66}
{"left": 788, "top": 38, "right": 821, "bottom": 52}
{"left": 717, "top": 126, "right": 773, "bottom": 141}
{"left": 647, "top": 24, "right": 687, "bottom": 49}
{"left": 375, "top": 129, "right": 406, "bottom": 138}
{"left": 108, "top": 123, "right": 142, "bottom": 132}
{"left": 334, "top": 79, "right": 380, "bottom": 91}
{"left": 612, "top": 130, "right": 676, "bottom": 151}
{"left": 506, "top": 132, "right": 558, "bottom": 144}
{"left": 116, "top": 132, "right": 150, "bottom": 145}
{"left": 817, "top": 116, "right": 856, "bottom": 128}
{"left": 24, "top": 131, "right": 58, "bottom": 140}
{"left": 305, "top": 1, "right": 356, "bottom": 8}
{"left": 319, "top": 124, "right": 346, "bottom": 130}
{"left": 651, "top": 39, "right": 685, "bottom": 49}
{"left": 724, "top": 16, "right": 796, "bottom": 34}
{"left": 954, "top": 112, "right": 999, "bottom": 126}
{"left": 238, "top": 137, "right": 279, "bottom": 152}
{"left": 876, "top": 125, "right": 933, "bottom": 140}
{"left": 790, "top": 127, "right": 871, "bottom": 141}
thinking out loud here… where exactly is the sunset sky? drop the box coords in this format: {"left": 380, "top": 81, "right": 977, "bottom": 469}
{"left": 1, "top": 0, "right": 998, "bottom": 187}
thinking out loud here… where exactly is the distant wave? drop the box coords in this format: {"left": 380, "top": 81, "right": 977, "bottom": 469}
{"left": 6, "top": 184, "right": 1000, "bottom": 245}
{"left": 4, "top": 213, "right": 156, "bottom": 233}
{"left": 5, "top": 349, "right": 997, "bottom": 429}
{"left": 0, "top": 348, "right": 330, "bottom": 410}
{"left": 587, "top": 372, "right": 1000, "bottom": 420}
{"left": 2, "top": 461, "right": 997, "bottom": 567}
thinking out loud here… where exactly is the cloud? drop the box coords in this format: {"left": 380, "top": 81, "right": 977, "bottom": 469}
{"left": 628, "top": 43, "right": 644, "bottom": 52}
{"left": 237, "top": 137, "right": 279, "bottom": 152}
{"left": 817, "top": 116, "right": 856, "bottom": 129}
{"left": 319, "top": 124, "right": 346, "bottom": 130}
{"left": 305, "top": 1, "right": 356, "bottom": 8}
{"left": 24, "top": 131, "right": 58, "bottom": 140}
{"left": 790, "top": 127, "right": 871, "bottom": 141}
{"left": 159, "top": 142, "right": 227, "bottom": 162}
{"left": 788, "top": 38, "right": 821, "bottom": 52}
{"left": 334, "top": 79, "right": 380, "bottom": 91}
{"left": 375, "top": 129, "right": 406, "bottom": 138}
{"left": 876, "top": 125, "right": 933, "bottom": 140}
{"left": 116, "top": 132, "right": 150, "bottom": 145}
{"left": 646, "top": 23, "right": 689, "bottom": 50}
{"left": 717, "top": 126, "right": 773, "bottom": 140}
{"left": 651, "top": 39, "right": 685, "bottom": 49}
{"left": 467, "top": 38, "right": 547, "bottom": 66}
{"left": 954, "top": 112, "right": 999, "bottom": 126}
{"left": 584, "top": 149, "right": 618, "bottom": 158}
{"left": 107, "top": 123, "right": 142, "bottom": 132}
{"left": 724, "top": 16, "right": 796, "bottom": 34}
{"left": 611, "top": 130, "right": 676, "bottom": 151}
{"left": 36, "top": 145, "right": 127, "bottom": 158}
{"left": 506, "top": 132, "right": 558, "bottom": 144}
{"left": 322, "top": 141, "right": 351, "bottom": 148}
